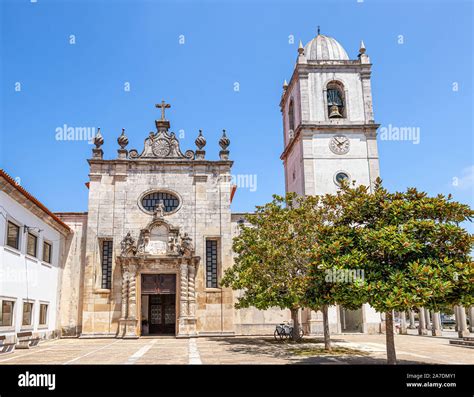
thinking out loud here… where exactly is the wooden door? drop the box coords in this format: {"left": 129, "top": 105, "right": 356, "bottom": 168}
{"left": 148, "top": 294, "right": 176, "bottom": 335}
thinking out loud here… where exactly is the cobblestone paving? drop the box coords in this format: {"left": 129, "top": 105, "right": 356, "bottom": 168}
{"left": 0, "top": 334, "right": 472, "bottom": 365}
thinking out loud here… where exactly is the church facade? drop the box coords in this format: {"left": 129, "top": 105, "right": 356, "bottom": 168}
{"left": 54, "top": 32, "right": 383, "bottom": 338}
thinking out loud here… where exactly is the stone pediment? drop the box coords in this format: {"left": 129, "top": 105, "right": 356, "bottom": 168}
{"left": 128, "top": 103, "right": 195, "bottom": 160}
{"left": 128, "top": 129, "right": 195, "bottom": 160}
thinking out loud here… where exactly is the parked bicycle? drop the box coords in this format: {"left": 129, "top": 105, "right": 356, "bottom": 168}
{"left": 274, "top": 322, "right": 304, "bottom": 340}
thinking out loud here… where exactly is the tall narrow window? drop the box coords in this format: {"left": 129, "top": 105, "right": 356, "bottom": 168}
{"left": 43, "top": 241, "right": 52, "bottom": 263}
{"left": 206, "top": 240, "right": 218, "bottom": 288}
{"left": 22, "top": 302, "right": 33, "bottom": 326}
{"left": 39, "top": 304, "right": 48, "bottom": 325}
{"left": 288, "top": 99, "right": 295, "bottom": 134}
{"left": 0, "top": 300, "right": 14, "bottom": 326}
{"left": 27, "top": 233, "right": 37, "bottom": 257}
{"left": 6, "top": 221, "right": 20, "bottom": 249}
{"left": 101, "top": 240, "right": 113, "bottom": 289}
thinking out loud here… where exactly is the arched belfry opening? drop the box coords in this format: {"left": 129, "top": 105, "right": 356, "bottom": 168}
{"left": 326, "top": 80, "right": 346, "bottom": 119}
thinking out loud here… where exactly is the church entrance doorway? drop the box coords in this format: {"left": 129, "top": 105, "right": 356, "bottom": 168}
{"left": 148, "top": 294, "right": 176, "bottom": 335}
{"left": 141, "top": 274, "right": 176, "bottom": 336}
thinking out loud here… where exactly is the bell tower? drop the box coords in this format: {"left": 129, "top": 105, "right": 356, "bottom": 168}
{"left": 280, "top": 32, "right": 380, "bottom": 196}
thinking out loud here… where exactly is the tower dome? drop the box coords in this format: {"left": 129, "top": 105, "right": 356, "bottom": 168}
{"left": 304, "top": 34, "right": 349, "bottom": 61}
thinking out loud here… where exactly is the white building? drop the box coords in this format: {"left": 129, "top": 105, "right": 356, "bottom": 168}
{"left": 0, "top": 170, "right": 71, "bottom": 345}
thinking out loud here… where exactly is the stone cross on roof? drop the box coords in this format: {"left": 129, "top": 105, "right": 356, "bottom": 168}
{"left": 155, "top": 100, "right": 171, "bottom": 121}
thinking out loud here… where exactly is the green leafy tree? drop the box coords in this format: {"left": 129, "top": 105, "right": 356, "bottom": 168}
{"left": 222, "top": 193, "right": 354, "bottom": 348}
{"left": 221, "top": 194, "right": 312, "bottom": 340}
{"left": 311, "top": 179, "right": 474, "bottom": 364}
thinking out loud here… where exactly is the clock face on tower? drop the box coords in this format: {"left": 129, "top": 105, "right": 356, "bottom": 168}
{"left": 329, "top": 135, "right": 350, "bottom": 155}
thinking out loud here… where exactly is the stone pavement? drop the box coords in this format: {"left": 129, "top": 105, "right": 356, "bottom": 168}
{"left": 0, "top": 334, "right": 472, "bottom": 365}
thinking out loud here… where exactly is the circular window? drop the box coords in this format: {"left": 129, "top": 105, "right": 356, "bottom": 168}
{"left": 334, "top": 171, "right": 350, "bottom": 186}
{"left": 140, "top": 191, "right": 180, "bottom": 214}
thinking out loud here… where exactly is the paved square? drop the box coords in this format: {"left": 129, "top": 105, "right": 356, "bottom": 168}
{"left": 0, "top": 332, "right": 472, "bottom": 365}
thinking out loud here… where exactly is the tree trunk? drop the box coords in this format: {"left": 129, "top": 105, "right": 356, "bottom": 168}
{"left": 322, "top": 305, "right": 332, "bottom": 351}
{"left": 290, "top": 308, "right": 302, "bottom": 341}
{"left": 385, "top": 310, "right": 397, "bottom": 365}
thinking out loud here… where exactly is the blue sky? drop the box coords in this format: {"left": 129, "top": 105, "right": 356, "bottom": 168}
{"left": 1, "top": 0, "right": 472, "bottom": 228}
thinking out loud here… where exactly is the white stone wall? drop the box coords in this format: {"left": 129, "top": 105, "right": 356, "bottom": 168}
{"left": 0, "top": 191, "right": 65, "bottom": 342}
{"left": 282, "top": 79, "right": 302, "bottom": 146}
{"left": 308, "top": 132, "right": 373, "bottom": 195}
{"left": 284, "top": 139, "right": 305, "bottom": 195}
{"left": 56, "top": 213, "right": 87, "bottom": 336}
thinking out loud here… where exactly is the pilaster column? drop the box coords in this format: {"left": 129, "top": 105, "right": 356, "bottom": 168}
{"left": 180, "top": 263, "right": 189, "bottom": 318}
{"left": 418, "top": 307, "right": 427, "bottom": 335}
{"left": 454, "top": 305, "right": 459, "bottom": 331}
{"left": 468, "top": 306, "right": 474, "bottom": 333}
{"left": 360, "top": 72, "right": 375, "bottom": 122}
{"left": 121, "top": 270, "right": 129, "bottom": 319}
{"left": 400, "top": 311, "right": 407, "bottom": 334}
{"left": 118, "top": 261, "right": 130, "bottom": 338}
{"left": 177, "top": 260, "right": 189, "bottom": 338}
{"left": 122, "top": 264, "right": 139, "bottom": 339}
{"left": 408, "top": 311, "right": 416, "bottom": 329}
{"left": 188, "top": 263, "right": 197, "bottom": 318}
{"left": 425, "top": 308, "right": 431, "bottom": 330}
{"left": 432, "top": 311, "right": 442, "bottom": 336}
{"left": 456, "top": 305, "right": 470, "bottom": 338}
{"left": 128, "top": 266, "right": 138, "bottom": 320}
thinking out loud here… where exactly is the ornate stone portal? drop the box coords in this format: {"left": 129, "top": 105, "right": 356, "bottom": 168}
{"left": 117, "top": 215, "right": 200, "bottom": 338}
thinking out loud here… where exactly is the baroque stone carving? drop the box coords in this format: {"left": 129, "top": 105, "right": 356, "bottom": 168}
{"left": 130, "top": 130, "right": 194, "bottom": 160}
{"left": 180, "top": 233, "right": 194, "bottom": 257}
{"left": 120, "top": 232, "right": 137, "bottom": 257}
{"left": 118, "top": 219, "right": 195, "bottom": 258}
{"left": 153, "top": 201, "right": 165, "bottom": 220}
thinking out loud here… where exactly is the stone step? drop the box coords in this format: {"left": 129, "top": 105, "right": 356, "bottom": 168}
{"left": 449, "top": 339, "right": 474, "bottom": 348}
{"left": 463, "top": 336, "right": 474, "bottom": 341}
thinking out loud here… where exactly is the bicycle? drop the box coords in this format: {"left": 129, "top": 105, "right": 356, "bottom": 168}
{"left": 274, "top": 322, "right": 304, "bottom": 341}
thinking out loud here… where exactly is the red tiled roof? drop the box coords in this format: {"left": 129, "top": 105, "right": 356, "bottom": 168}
{"left": 0, "top": 169, "right": 71, "bottom": 233}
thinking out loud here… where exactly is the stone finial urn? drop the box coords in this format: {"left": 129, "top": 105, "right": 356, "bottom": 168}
{"left": 118, "top": 128, "right": 129, "bottom": 149}
{"left": 219, "top": 130, "right": 230, "bottom": 150}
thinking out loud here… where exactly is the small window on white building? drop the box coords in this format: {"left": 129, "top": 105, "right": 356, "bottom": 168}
{"left": 39, "top": 304, "right": 48, "bottom": 325}
{"left": 6, "top": 221, "right": 20, "bottom": 250}
{"left": 22, "top": 302, "right": 33, "bottom": 326}
{"left": 27, "top": 233, "right": 38, "bottom": 257}
{"left": 43, "top": 241, "right": 52, "bottom": 263}
{"left": 0, "top": 300, "right": 15, "bottom": 327}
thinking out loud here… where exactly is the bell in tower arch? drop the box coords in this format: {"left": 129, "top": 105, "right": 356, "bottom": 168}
{"left": 329, "top": 104, "right": 343, "bottom": 118}
{"left": 327, "top": 87, "right": 344, "bottom": 119}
